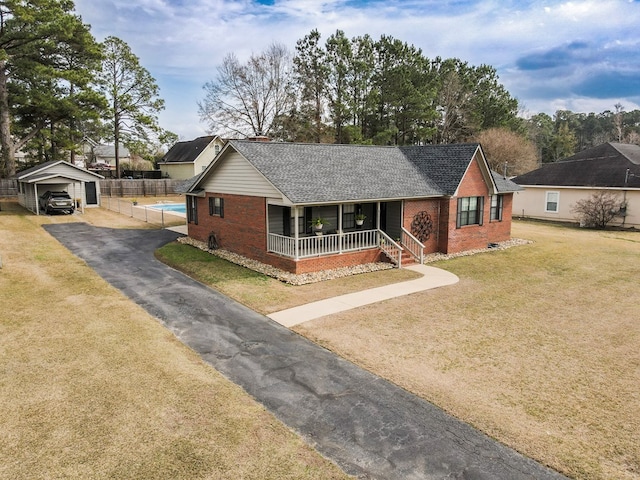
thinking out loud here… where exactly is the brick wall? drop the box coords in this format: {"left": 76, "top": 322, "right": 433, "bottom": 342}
{"left": 441, "top": 156, "right": 514, "bottom": 253}
{"left": 188, "top": 193, "right": 268, "bottom": 261}
{"left": 403, "top": 199, "right": 441, "bottom": 254}
{"left": 268, "top": 249, "right": 388, "bottom": 275}
{"left": 188, "top": 192, "right": 389, "bottom": 274}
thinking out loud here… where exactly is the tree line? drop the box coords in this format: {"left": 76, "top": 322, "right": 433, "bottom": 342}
{"left": 525, "top": 104, "right": 640, "bottom": 163}
{"left": 0, "top": 0, "right": 173, "bottom": 178}
{"left": 3, "top": 4, "right": 639, "bottom": 180}
{"left": 199, "top": 29, "right": 640, "bottom": 175}
{"left": 199, "top": 29, "right": 520, "bottom": 147}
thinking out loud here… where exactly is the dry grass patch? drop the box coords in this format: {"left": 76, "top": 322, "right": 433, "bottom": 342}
{"left": 0, "top": 200, "right": 350, "bottom": 479}
{"left": 294, "top": 221, "right": 640, "bottom": 480}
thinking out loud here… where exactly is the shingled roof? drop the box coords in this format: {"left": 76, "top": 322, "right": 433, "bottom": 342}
{"left": 512, "top": 142, "right": 640, "bottom": 188}
{"left": 160, "top": 136, "right": 216, "bottom": 164}
{"left": 198, "top": 140, "right": 520, "bottom": 204}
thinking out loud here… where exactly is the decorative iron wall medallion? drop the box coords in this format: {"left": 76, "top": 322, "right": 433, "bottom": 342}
{"left": 411, "top": 211, "right": 433, "bottom": 242}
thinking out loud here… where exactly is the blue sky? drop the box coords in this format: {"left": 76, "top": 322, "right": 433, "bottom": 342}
{"left": 73, "top": 0, "right": 640, "bottom": 140}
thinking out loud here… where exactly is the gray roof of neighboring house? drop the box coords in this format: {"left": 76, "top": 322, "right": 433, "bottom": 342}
{"left": 93, "top": 145, "right": 130, "bottom": 158}
{"left": 196, "top": 140, "right": 521, "bottom": 203}
{"left": 160, "top": 136, "right": 216, "bottom": 164}
{"left": 512, "top": 142, "right": 640, "bottom": 188}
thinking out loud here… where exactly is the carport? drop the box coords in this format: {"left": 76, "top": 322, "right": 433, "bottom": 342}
{"left": 16, "top": 160, "right": 104, "bottom": 215}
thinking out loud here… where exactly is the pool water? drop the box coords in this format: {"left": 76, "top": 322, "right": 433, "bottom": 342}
{"left": 148, "top": 203, "right": 186, "bottom": 214}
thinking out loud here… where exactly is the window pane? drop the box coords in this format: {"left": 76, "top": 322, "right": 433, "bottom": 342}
{"left": 457, "top": 196, "right": 483, "bottom": 227}
{"left": 546, "top": 192, "right": 559, "bottom": 212}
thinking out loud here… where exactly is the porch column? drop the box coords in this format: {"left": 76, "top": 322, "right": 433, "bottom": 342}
{"left": 34, "top": 186, "right": 39, "bottom": 215}
{"left": 376, "top": 202, "right": 381, "bottom": 229}
{"left": 81, "top": 182, "right": 85, "bottom": 214}
{"left": 338, "top": 204, "right": 343, "bottom": 254}
{"left": 293, "top": 206, "right": 300, "bottom": 260}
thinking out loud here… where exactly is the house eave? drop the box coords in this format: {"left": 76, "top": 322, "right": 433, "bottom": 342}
{"left": 280, "top": 194, "right": 445, "bottom": 207}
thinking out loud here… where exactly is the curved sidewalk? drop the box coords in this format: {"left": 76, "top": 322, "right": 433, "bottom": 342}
{"left": 268, "top": 265, "right": 460, "bottom": 327}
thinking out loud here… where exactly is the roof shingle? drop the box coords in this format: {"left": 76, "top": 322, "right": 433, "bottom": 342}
{"left": 198, "top": 140, "right": 521, "bottom": 203}
{"left": 160, "top": 136, "right": 216, "bottom": 164}
{"left": 513, "top": 142, "right": 640, "bottom": 188}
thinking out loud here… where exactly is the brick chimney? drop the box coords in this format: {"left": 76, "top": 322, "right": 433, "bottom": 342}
{"left": 247, "top": 132, "right": 270, "bottom": 142}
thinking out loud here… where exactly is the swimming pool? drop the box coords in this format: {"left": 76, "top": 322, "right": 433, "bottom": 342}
{"left": 147, "top": 203, "right": 186, "bottom": 214}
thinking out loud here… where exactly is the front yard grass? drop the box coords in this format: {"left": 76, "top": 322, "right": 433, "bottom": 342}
{"left": 294, "top": 221, "right": 640, "bottom": 480}
{"left": 0, "top": 200, "right": 350, "bottom": 480}
{"left": 5, "top": 196, "right": 638, "bottom": 480}
{"left": 159, "top": 219, "right": 640, "bottom": 480}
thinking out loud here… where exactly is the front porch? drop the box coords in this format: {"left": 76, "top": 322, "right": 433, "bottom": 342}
{"left": 266, "top": 202, "right": 425, "bottom": 267}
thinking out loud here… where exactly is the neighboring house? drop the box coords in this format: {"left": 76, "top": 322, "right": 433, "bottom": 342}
{"left": 16, "top": 160, "right": 104, "bottom": 215}
{"left": 91, "top": 144, "right": 130, "bottom": 168}
{"left": 157, "top": 135, "right": 226, "bottom": 180}
{"left": 185, "top": 140, "right": 521, "bottom": 274}
{"left": 512, "top": 142, "right": 640, "bottom": 228}
{"left": 83, "top": 143, "right": 131, "bottom": 177}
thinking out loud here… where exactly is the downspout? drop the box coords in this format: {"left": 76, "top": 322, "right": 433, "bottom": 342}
{"left": 436, "top": 200, "right": 441, "bottom": 249}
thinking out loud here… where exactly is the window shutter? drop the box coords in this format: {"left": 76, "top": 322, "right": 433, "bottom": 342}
{"left": 219, "top": 198, "right": 224, "bottom": 218}
{"left": 479, "top": 196, "right": 484, "bottom": 226}
{"left": 456, "top": 198, "right": 463, "bottom": 228}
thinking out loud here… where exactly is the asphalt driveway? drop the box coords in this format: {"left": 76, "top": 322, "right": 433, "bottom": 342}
{"left": 44, "top": 223, "right": 566, "bottom": 480}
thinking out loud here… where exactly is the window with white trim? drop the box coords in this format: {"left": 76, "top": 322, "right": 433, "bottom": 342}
{"left": 545, "top": 191, "right": 559, "bottom": 213}
{"left": 457, "top": 196, "right": 484, "bottom": 228}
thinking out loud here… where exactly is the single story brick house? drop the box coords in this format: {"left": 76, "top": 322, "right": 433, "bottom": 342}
{"left": 512, "top": 142, "right": 640, "bottom": 228}
{"left": 157, "top": 135, "right": 225, "bottom": 180}
{"left": 186, "top": 140, "right": 521, "bottom": 274}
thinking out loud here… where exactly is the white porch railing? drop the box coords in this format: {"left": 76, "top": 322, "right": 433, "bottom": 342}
{"left": 378, "top": 230, "right": 403, "bottom": 267}
{"left": 268, "top": 229, "right": 380, "bottom": 259}
{"left": 401, "top": 227, "right": 425, "bottom": 264}
{"left": 267, "top": 229, "right": 412, "bottom": 267}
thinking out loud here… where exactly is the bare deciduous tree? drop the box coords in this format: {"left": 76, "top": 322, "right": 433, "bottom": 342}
{"left": 571, "top": 191, "right": 623, "bottom": 229}
{"left": 474, "top": 127, "right": 538, "bottom": 176}
{"left": 199, "top": 43, "right": 294, "bottom": 138}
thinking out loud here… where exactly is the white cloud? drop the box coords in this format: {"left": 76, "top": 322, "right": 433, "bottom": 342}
{"left": 73, "top": 0, "right": 640, "bottom": 138}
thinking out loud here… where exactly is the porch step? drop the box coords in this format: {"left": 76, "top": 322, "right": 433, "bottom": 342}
{"left": 399, "top": 249, "right": 418, "bottom": 267}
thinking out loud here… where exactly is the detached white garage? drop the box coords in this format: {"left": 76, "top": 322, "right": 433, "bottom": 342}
{"left": 16, "top": 160, "right": 104, "bottom": 215}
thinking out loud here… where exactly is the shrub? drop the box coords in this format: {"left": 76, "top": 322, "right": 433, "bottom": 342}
{"left": 571, "top": 191, "right": 624, "bottom": 229}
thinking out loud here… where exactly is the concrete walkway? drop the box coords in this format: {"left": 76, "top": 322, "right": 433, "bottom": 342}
{"left": 269, "top": 265, "right": 459, "bottom": 327}
{"left": 44, "top": 223, "right": 566, "bottom": 480}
